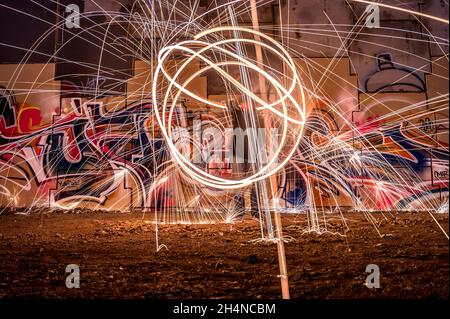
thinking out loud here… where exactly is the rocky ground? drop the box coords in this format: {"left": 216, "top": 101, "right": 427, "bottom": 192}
{"left": 0, "top": 210, "right": 448, "bottom": 299}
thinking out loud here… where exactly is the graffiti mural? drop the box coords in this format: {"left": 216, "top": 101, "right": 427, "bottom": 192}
{"left": 0, "top": 0, "right": 448, "bottom": 229}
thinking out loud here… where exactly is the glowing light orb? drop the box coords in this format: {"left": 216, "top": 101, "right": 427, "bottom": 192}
{"left": 152, "top": 27, "right": 307, "bottom": 189}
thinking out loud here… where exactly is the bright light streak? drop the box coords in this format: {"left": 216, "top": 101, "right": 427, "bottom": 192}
{"left": 152, "top": 26, "right": 307, "bottom": 190}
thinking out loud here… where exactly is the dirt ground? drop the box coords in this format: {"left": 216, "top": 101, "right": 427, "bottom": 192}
{"left": 0, "top": 210, "right": 447, "bottom": 299}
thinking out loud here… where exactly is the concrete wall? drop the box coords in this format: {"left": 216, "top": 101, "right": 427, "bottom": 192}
{"left": 0, "top": 0, "right": 448, "bottom": 212}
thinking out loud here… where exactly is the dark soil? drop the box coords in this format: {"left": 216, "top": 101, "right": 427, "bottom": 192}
{"left": 0, "top": 210, "right": 447, "bottom": 299}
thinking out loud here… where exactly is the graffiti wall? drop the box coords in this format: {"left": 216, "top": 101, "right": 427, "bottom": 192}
{"left": 0, "top": 0, "right": 448, "bottom": 220}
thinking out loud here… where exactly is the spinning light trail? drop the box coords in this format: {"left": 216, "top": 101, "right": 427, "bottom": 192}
{"left": 152, "top": 26, "right": 306, "bottom": 189}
